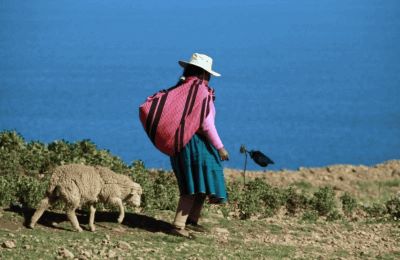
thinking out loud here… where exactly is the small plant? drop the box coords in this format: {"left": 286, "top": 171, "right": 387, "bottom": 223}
{"left": 236, "top": 178, "right": 284, "bottom": 219}
{"left": 0, "top": 130, "right": 25, "bottom": 152}
{"left": 326, "top": 209, "right": 342, "bottom": 221}
{"left": 0, "top": 175, "right": 16, "bottom": 206}
{"left": 385, "top": 196, "right": 400, "bottom": 220}
{"left": 284, "top": 187, "right": 309, "bottom": 216}
{"left": 15, "top": 175, "right": 49, "bottom": 208}
{"left": 129, "top": 160, "right": 179, "bottom": 212}
{"left": 363, "top": 203, "right": 387, "bottom": 218}
{"left": 301, "top": 210, "right": 319, "bottom": 222}
{"left": 340, "top": 192, "right": 358, "bottom": 217}
{"left": 311, "top": 186, "right": 336, "bottom": 216}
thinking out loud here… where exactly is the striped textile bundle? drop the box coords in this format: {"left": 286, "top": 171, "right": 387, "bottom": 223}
{"left": 139, "top": 77, "right": 214, "bottom": 156}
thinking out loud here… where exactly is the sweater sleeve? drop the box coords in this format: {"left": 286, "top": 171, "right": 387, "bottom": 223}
{"left": 199, "top": 100, "right": 224, "bottom": 150}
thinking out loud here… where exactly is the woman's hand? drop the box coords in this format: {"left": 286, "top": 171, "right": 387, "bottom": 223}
{"left": 218, "top": 148, "right": 229, "bottom": 161}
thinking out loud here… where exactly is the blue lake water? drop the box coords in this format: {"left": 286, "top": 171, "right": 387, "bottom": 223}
{"left": 1, "top": 0, "right": 399, "bottom": 170}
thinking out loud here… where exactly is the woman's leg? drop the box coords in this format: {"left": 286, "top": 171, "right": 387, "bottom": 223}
{"left": 187, "top": 193, "right": 206, "bottom": 224}
{"left": 173, "top": 194, "right": 195, "bottom": 229}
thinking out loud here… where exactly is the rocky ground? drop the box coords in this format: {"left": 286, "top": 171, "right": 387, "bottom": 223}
{"left": 1, "top": 160, "right": 399, "bottom": 259}
{"left": 225, "top": 160, "right": 400, "bottom": 203}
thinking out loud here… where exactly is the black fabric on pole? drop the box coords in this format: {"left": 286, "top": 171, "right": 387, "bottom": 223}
{"left": 249, "top": 151, "right": 274, "bottom": 167}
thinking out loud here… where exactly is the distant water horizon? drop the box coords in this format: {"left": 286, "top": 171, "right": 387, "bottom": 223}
{"left": 1, "top": 1, "right": 399, "bottom": 170}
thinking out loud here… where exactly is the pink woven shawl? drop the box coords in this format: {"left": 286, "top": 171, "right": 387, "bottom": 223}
{"left": 139, "top": 77, "right": 214, "bottom": 156}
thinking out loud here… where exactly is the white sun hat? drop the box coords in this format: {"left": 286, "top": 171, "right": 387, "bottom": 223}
{"left": 178, "top": 53, "right": 221, "bottom": 77}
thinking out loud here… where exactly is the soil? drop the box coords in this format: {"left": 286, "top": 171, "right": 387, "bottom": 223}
{"left": 1, "top": 160, "right": 399, "bottom": 259}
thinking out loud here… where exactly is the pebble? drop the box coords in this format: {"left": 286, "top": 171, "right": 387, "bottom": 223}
{"left": 81, "top": 250, "right": 92, "bottom": 258}
{"left": 58, "top": 248, "right": 74, "bottom": 259}
{"left": 2, "top": 240, "right": 16, "bottom": 249}
{"left": 118, "top": 241, "right": 132, "bottom": 250}
{"left": 107, "top": 249, "right": 117, "bottom": 258}
{"left": 214, "top": 227, "right": 230, "bottom": 234}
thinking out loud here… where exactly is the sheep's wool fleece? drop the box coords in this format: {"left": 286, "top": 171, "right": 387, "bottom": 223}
{"left": 95, "top": 166, "right": 140, "bottom": 199}
{"left": 49, "top": 164, "right": 104, "bottom": 204}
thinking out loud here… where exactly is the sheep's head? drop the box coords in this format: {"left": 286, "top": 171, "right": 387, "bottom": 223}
{"left": 125, "top": 182, "right": 142, "bottom": 207}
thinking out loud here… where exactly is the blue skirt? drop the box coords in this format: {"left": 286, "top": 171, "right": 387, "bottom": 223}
{"left": 170, "top": 134, "right": 227, "bottom": 204}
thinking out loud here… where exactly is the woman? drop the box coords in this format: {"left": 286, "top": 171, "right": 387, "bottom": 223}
{"left": 170, "top": 53, "right": 229, "bottom": 238}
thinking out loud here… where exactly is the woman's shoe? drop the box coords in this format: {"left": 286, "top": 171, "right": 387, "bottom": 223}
{"left": 168, "top": 227, "right": 195, "bottom": 239}
{"left": 185, "top": 220, "right": 208, "bottom": 233}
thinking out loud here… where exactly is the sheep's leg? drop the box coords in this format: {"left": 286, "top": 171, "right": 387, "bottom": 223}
{"left": 29, "top": 196, "right": 52, "bottom": 229}
{"left": 66, "top": 201, "right": 82, "bottom": 232}
{"left": 110, "top": 197, "right": 125, "bottom": 224}
{"left": 88, "top": 204, "right": 96, "bottom": 232}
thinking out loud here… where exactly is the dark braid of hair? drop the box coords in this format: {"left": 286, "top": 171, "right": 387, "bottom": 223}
{"left": 175, "top": 64, "right": 209, "bottom": 86}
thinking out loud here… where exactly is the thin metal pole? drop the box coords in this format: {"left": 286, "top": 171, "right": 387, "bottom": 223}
{"left": 243, "top": 152, "right": 248, "bottom": 187}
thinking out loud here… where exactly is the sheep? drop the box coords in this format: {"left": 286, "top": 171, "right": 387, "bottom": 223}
{"left": 29, "top": 164, "right": 142, "bottom": 232}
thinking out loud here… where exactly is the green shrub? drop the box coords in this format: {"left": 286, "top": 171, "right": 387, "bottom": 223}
{"left": 0, "top": 175, "right": 17, "bottom": 206}
{"left": 284, "top": 187, "right": 310, "bottom": 216}
{"left": 0, "top": 131, "right": 25, "bottom": 152}
{"left": 15, "top": 176, "right": 49, "bottom": 208}
{"left": 0, "top": 131, "right": 26, "bottom": 176}
{"left": 0, "top": 175, "right": 48, "bottom": 208}
{"left": 363, "top": 203, "right": 387, "bottom": 218}
{"left": 311, "top": 186, "right": 337, "bottom": 216}
{"left": 0, "top": 149, "right": 23, "bottom": 176}
{"left": 385, "top": 196, "right": 400, "bottom": 220}
{"left": 233, "top": 178, "right": 285, "bottom": 219}
{"left": 129, "top": 160, "right": 179, "bottom": 212}
{"left": 340, "top": 192, "right": 358, "bottom": 217}
{"left": 20, "top": 141, "right": 52, "bottom": 175}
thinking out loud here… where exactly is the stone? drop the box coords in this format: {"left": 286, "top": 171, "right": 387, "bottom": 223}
{"left": 118, "top": 241, "right": 132, "bottom": 250}
{"left": 58, "top": 248, "right": 74, "bottom": 259}
{"left": 107, "top": 249, "right": 117, "bottom": 258}
{"left": 81, "top": 250, "right": 92, "bottom": 258}
{"left": 2, "top": 240, "right": 16, "bottom": 249}
{"left": 214, "top": 227, "right": 230, "bottom": 234}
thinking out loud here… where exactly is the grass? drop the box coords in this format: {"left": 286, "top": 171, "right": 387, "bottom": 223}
{"left": 1, "top": 206, "right": 399, "bottom": 259}
{"left": 355, "top": 179, "right": 400, "bottom": 203}
{"left": 291, "top": 181, "right": 313, "bottom": 191}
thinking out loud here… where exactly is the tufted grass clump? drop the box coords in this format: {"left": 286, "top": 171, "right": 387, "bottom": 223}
{"left": 362, "top": 203, "right": 387, "bottom": 218}
{"left": 385, "top": 196, "right": 400, "bottom": 220}
{"left": 310, "top": 186, "right": 337, "bottom": 216}
{"left": 340, "top": 192, "right": 358, "bottom": 217}
{"left": 224, "top": 178, "right": 286, "bottom": 220}
{"left": 284, "top": 187, "right": 310, "bottom": 216}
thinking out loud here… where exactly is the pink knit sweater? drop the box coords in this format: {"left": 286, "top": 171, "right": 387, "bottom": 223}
{"left": 198, "top": 100, "right": 224, "bottom": 150}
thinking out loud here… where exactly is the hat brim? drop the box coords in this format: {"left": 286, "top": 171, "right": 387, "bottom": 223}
{"left": 178, "top": 61, "right": 221, "bottom": 77}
